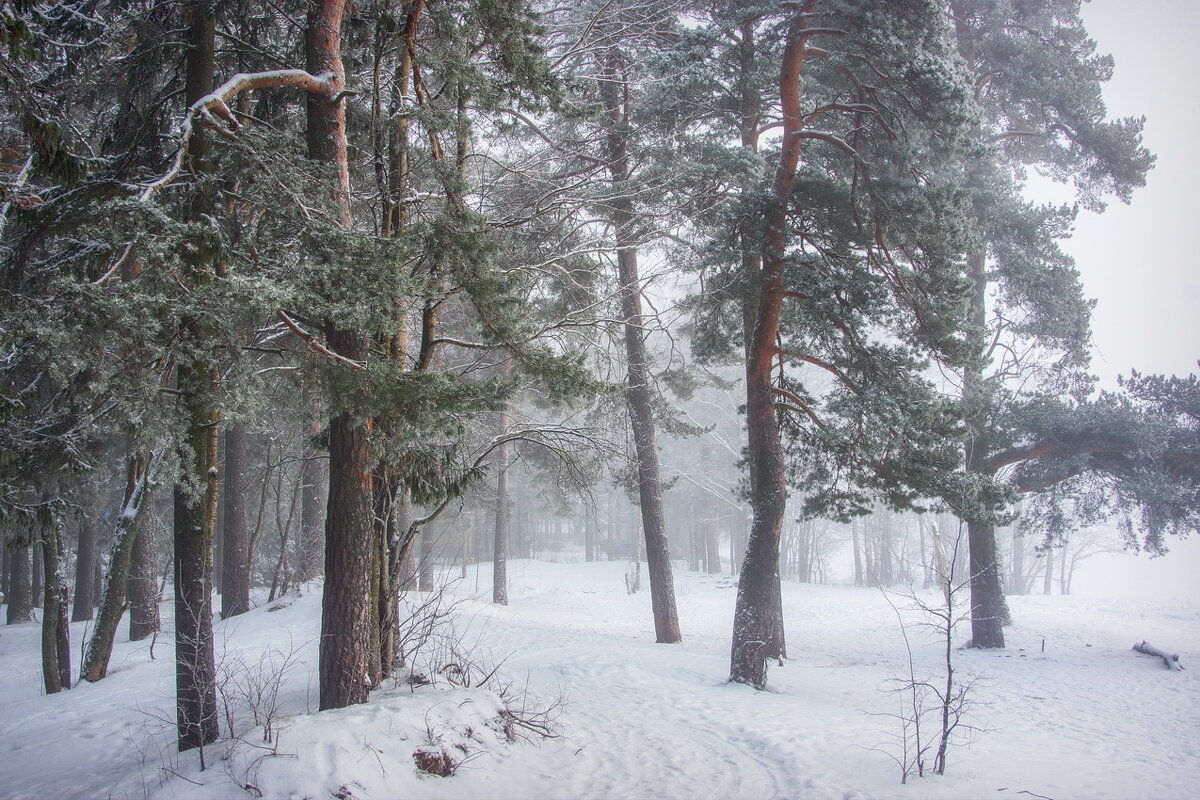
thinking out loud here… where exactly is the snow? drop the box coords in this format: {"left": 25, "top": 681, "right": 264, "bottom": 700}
{"left": 2, "top": 560, "right": 1199, "bottom": 799}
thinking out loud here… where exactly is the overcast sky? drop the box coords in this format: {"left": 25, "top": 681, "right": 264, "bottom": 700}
{"left": 1063, "top": 0, "right": 1200, "bottom": 388}
{"left": 1054, "top": 0, "right": 1200, "bottom": 598}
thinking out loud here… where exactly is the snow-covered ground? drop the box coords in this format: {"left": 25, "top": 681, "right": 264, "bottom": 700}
{"left": 2, "top": 559, "right": 1198, "bottom": 799}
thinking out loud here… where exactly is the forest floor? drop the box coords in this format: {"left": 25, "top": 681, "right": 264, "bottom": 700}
{"left": 1, "top": 558, "right": 1198, "bottom": 799}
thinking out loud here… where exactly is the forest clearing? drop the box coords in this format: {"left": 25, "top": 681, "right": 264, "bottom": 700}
{"left": 3, "top": 558, "right": 1198, "bottom": 800}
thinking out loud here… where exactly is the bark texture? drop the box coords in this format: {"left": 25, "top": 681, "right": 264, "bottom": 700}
{"left": 6, "top": 541, "right": 34, "bottom": 624}
{"left": 40, "top": 518, "right": 71, "bottom": 694}
{"left": 963, "top": 249, "right": 1011, "bottom": 648}
{"left": 493, "top": 357, "right": 512, "bottom": 605}
{"left": 307, "top": 0, "right": 373, "bottom": 711}
{"left": 730, "top": 6, "right": 817, "bottom": 688}
{"left": 221, "top": 422, "right": 250, "bottom": 618}
{"left": 71, "top": 516, "right": 98, "bottom": 622}
{"left": 173, "top": 3, "right": 220, "bottom": 752}
{"left": 82, "top": 451, "right": 154, "bottom": 682}
{"left": 599, "top": 45, "right": 680, "bottom": 644}
{"left": 128, "top": 520, "right": 159, "bottom": 641}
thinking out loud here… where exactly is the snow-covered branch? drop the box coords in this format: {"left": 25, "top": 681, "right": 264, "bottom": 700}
{"left": 139, "top": 69, "right": 338, "bottom": 202}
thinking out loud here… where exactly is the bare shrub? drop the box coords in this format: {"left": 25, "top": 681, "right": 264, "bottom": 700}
{"left": 218, "top": 640, "right": 304, "bottom": 744}
{"left": 874, "top": 536, "right": 983, "bottom": 783}
{"left": 393, "top": 582, "right": 565, "bottom": 751}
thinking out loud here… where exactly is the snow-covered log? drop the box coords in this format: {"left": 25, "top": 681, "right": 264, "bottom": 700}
{"left": 1132, "top": 641, "right": 1184, "bottom": 671}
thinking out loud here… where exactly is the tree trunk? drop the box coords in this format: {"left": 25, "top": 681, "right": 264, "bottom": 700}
{"left": 1043, "top": 547, "right": 1054, "bottom": 594}
{"left": 730, "top": 7, "right": 818, "bottom": 688}
{"left": 221, "top": 422, "right": 250, "bottom": 618}
{"left": 397, "top": 490, "right": 416, "bottom": 590}
{"left": 40, "top": 516, "right": 71, "bottom": 694}
{"left": 585, "top": 502, "right": 596, "bottom": 564}
{"left": 298, "top": 422, "right": 325, "bottom": 583}
{"left": 367, "top": 478, "right": 384, "bottom": 688}
{"left": 492, "top": 405, "right": 510, "bottom": 605}
{"left": 173, "top": 3, "right": 220, "bottom": 753}
{"left": 82, "top": 451, "right": 155, "bottom": 682}
{"left": 6, "top": 541, "right": 34, "bottom": 624}
{"left": 304, "top": 0, "right": 372, "bottom": 711}
{"left": 599, "top": 46, "right": 680, "bottom": 644}
{"left": 419, "top": 523, "right": 435, "bottom": 591}
{"left": 1010, "top": 527, "right": 1026, "bottom": 595}
{"left": 31, "top": 536, "right": 43, "bottom": 608}
{"left": 173, "top": 361, "right": 220, "bottom": 753}
{"left": 1, "top": 541, "right": 10, "bottom": 601}
{"left": 321, "top": 405, "right": 373, "bottom": 708}
{"left": 705, "top": 513, "right": 722, "bottom": 575}
{"left": 963, "top": 245, "right": 1011, "bottom": 648}
{"left": 852, "top": 520, "right": 864, "bottom": 587}
{"left": 128, "top": 520, "right": 159, "bottom": 641}
{"left": 966, "top": 521, "right": 1005, "bottom": 648}
{"left": 71, "top": 515, "right": 99, "bottom": 622}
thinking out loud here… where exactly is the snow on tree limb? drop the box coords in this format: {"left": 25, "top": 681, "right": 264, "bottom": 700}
{"left": 138, "top": 69, "right": 337, "bottom": 202}
{"left": 275, "top": 309, "right": 365, "bottom": 371}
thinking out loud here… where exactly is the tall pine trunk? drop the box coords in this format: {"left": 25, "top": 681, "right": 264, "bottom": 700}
{"left": 307, "top": 0, "right": 373, "bottom": 711}
{"left": 128, "top": 521, "right": 159, "bottom": 641}
{"left": 963, "top": 248, "right": 1009, "bottom": 648}
{"left": 221, "top": 422, "right": 250, "bottom": 618}
{"left": 40, "top": 514, "right": 71, "bottom": 694}
{"left": 599, "top": 45, "right": 680, "bottom": 644}
{"left": 71, "top": 515, "right": 98, "bottom": 622}
{"left": 5, "top": 542, "right": 33, "bottom": 624}
{"left": 493, "top": 356, "right": 511, "bottom": 604}
{"left": 174, "top": 2, "right": 220, "bottom": 753}
{"left": 730, "top": 6, "right": 818, "bottom": 689}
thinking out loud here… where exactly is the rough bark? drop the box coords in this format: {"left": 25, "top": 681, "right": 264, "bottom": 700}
{"left": 320, "top": 403, "right": 373, "bottom": 708}
{"left": 174, "top": 2, "right": 220, "bottom": 753}
{"left": 730, "top": 5, "right": 817, "bottom": 689}
{"left": 82, "top": 451, "right": 154, "bottom": 682}
{"left": 128, "top": 519, "right": 159, "bottom": 641}
{"left": 298, "top": 423, "right": 324, "bottom": 583}
{"left": 2, "top": 541, "right": 10, "bottom": 599}
{"left": 173, "top": 361, "right": 221, "bottom": 753}
{"left": 493, "top": 357, "right": 512, "bottom": 605}
{"left": 31, "top": 537, "right": 42, "bottom": 608}
{"left": 5, "top": 542, "right": 34, "bottom": 624}
{"left": 599, "top": 45, "right": 681, "bottom": 644}
{"left": 220, "top": 422, "right": 250, "bottom": 618}
{"left": 40, "top": 518, "right": 71, "bottom": 694}
{"left": 302, "top": 0, "right": 373, "bottom": 711}
{"left": 71, "top": 515, "right": 98, "bottom": 622}
{"left": 963, "top": 249, "right": 1011, "bottom": 649}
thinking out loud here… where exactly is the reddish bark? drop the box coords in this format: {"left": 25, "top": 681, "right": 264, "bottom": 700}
{"left": 730, "top": 4, "right": 818, "bottom": 689}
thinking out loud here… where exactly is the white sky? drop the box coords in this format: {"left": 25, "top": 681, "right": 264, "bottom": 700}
{"left": 1049, "top": 0, "right": 1200, "bottom": 599}
{"left": 1066, "top": 0, "right": 1200, "bottom": 387}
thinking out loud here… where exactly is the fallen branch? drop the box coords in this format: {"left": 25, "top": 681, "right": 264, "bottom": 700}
{"left": 1132, "top": 641, "right": 1184, "bottom": 671}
